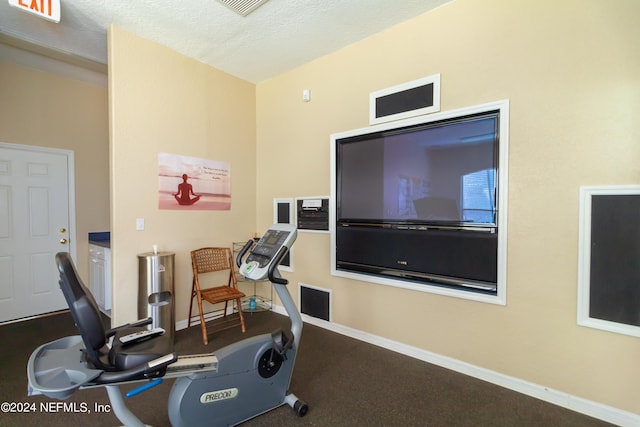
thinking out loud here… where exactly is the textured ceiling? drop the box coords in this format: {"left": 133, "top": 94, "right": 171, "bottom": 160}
{"left": 0, "top": 0, "right": 451, "bottom": 83}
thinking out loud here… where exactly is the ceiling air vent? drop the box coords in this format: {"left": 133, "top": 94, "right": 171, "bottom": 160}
{"left": 216, "top": 0, "right": 271, "bottom": 17}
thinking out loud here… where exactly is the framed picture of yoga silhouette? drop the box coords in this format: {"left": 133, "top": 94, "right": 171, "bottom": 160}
{"left": 158, "top": 152, "right": 231, "bottom": 210}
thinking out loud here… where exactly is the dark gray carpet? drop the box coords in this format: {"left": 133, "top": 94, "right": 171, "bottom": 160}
{"left": 0, "top": 310, "right": 613, "bottom": 426}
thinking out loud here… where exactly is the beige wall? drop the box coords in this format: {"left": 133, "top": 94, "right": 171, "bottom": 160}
{"left": 0, "top": 60, "right": 109, "bottom": 280}
{"left": 9, "top": 0, "right": 632, "bottom": 417}
{"left": 256, "top": 0, "right": 639, "bottom": 415}
{"left": 108, "top": 26, "right": 257, "bottom": 327}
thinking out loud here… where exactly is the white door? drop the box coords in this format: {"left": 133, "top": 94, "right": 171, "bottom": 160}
{"left": 0, "top": 143, "right": 74, "bottom": 322}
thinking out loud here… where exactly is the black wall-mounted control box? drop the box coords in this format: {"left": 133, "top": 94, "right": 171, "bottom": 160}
{"left": 297, "top": 198, "right": 329, "bottom": 231}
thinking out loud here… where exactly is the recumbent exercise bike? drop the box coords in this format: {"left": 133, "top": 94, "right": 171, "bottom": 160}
{"left": 27, "top": 223, "right": 307, "bottom": 426}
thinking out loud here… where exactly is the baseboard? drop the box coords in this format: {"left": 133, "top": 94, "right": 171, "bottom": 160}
{"left": 0, "top": 309, "right": 70, "bottom": 326}
{"left": 176, "top": 307, "right": 236, "bottom": 331}
{"left": 271, "top": 305, "right": 639, "bottom": 426}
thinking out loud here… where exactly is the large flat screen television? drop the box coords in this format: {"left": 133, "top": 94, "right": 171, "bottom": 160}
{"left": 336, "top": 110, "right": 499, "bottom": 230}
{"left": 331, "top": 100, "right": 508, "bottom": 301}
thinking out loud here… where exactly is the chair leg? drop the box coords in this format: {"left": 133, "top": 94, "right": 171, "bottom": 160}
{"left": 196, "top": 295, "right": 208, "bottom": 345}
{"left": 188, "top": 280, "right": 196, "bottom": 328}
{"left": 236, "top": 297, "right": 246, "bottom": 333}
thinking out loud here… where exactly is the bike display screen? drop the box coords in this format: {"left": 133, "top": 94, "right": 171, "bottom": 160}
{"left": 248, "top": 230, "right": 290, "bottom": 266}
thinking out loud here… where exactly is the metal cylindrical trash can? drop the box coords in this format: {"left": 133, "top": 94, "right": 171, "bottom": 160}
{"left": 138, "top": 251, "right": 175, "bottom": 343}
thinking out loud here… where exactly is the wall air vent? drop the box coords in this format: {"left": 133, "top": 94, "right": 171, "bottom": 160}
{"left": 216, "top": 0, "right": 271, "bottom": 17}
{"left": 299, "top": 284, "right": 331, "bottom": 322}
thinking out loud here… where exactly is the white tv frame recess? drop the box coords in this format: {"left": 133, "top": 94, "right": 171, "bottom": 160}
{"left": 330, "top": 99, "right": 509, "bottom": 305}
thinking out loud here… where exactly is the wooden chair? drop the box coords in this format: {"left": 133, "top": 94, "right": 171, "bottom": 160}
{"left": 188, "top": 247, "right": 246, "bottom": 344}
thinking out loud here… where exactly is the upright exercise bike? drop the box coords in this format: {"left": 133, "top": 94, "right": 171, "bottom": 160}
{"left": 27, "top": 223, "right": 307, "bottom": 426}
{"left": 168, "top": 223, "right": 307, "bottom": 425}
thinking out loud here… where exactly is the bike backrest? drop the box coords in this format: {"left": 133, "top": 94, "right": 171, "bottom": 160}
{"left": 56, "top": 252, "right": 107, "bottom": 366}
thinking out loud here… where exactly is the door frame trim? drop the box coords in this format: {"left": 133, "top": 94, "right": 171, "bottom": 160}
{"left": 0, "top": 141, "right": 77, "bottom": 261}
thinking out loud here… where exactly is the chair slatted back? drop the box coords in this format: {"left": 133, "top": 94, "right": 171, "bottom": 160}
{"left": 191, "top": 247, "right": 237, "bottom": 287}
{"left": 188, "top": 247, "right": 245, "bottom": 344}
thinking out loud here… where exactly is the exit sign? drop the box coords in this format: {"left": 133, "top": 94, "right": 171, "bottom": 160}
{"left": 8, "top": 0, "right": 60, "bottom": 23}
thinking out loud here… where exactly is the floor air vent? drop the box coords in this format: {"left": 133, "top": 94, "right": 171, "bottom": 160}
{"left": 299, "top": 284, "right": 331, "bottom": 322}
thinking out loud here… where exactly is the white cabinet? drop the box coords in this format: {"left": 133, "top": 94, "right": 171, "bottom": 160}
{"left": 89, "top": 244, "right": 111, "bottom": 316}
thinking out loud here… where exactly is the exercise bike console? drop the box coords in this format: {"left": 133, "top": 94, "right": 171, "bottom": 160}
{"left": 238, "top": 223, "right": 296, "bottom": 283}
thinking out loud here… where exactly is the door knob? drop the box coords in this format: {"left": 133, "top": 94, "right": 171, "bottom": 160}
{"left": 60, "top": 238, "right": 68, "bottom": 244}
{"left": 59, "top": 227, "right": 67, "bottom": 233}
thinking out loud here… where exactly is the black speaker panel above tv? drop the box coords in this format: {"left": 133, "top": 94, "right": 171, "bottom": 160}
{"left": 369, "top": 74, "right": 440, "bottom": 125}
